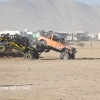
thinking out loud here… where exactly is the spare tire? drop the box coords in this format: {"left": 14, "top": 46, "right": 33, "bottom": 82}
{"left": 36, "top": 44, "right": 44, "bottom": 53}
{"left": 44, "top": 47, "right": 50, "bottom": 52}
{"left": 0, "top": 43, "right": 7, "bottom": 53}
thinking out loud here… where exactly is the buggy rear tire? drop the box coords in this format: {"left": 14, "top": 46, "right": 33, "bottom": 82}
{"left": 68, "top": 52, "right": 75, "bottom": 59}
{"left": 24, "top": 52, "right": 33, "bottom": 60}
{"left": 60, "top": 51, "right": 69, "bottom": 60}
{"left": 0, "top": 43, "right": 7, "bottom": 53}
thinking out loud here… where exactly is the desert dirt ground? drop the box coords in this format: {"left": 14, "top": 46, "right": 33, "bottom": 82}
{"left": 0, "top": 41, "right": 100, "bottom": 100}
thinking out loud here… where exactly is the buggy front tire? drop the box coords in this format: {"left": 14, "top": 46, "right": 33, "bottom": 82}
{"left": 24, "top": 52, "right": 33, "bottom": 60}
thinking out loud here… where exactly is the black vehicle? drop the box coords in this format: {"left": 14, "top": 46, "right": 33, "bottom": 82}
{"left": 0, "top": 34, "right": 39, "bottom": 59}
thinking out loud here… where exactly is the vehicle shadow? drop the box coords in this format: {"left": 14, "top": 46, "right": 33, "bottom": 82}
{"left": 40, "top": 57, "right": 100, "bottom": 60}
{"left": 75, "top": 57, "right": 100, "bottom": 60}
{"left": 40, "top": 58, "right": 58, "bottom": 60}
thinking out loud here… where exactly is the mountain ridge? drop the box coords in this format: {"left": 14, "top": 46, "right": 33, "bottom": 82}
{"left": 0, "top": 0, "right": 100, "bottom": 32}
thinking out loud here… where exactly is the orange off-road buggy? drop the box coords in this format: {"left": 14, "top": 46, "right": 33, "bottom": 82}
{"left": 36, "top": 34, "right": 77, "bottom": 59}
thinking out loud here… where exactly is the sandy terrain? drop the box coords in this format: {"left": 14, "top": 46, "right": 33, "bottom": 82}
{"left": 0, "top": 41, "right": 100, "bottom": 100}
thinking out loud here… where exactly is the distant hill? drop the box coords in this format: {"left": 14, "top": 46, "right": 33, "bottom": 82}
{"left": 0, "top": 0, "right": 100, "bottom": 33}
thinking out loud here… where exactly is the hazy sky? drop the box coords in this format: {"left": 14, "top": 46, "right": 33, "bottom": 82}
{"left": 0, "top": 0, "right": 9, "bottom": 1}
{"left": 76, "top": 0, "right": 100, "bottom": 5}
{"left": 0, "top": 0, "right": 6, "bottom": 1}
{"left": 0, "top": 0, "right": 100, "bottom": 6}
